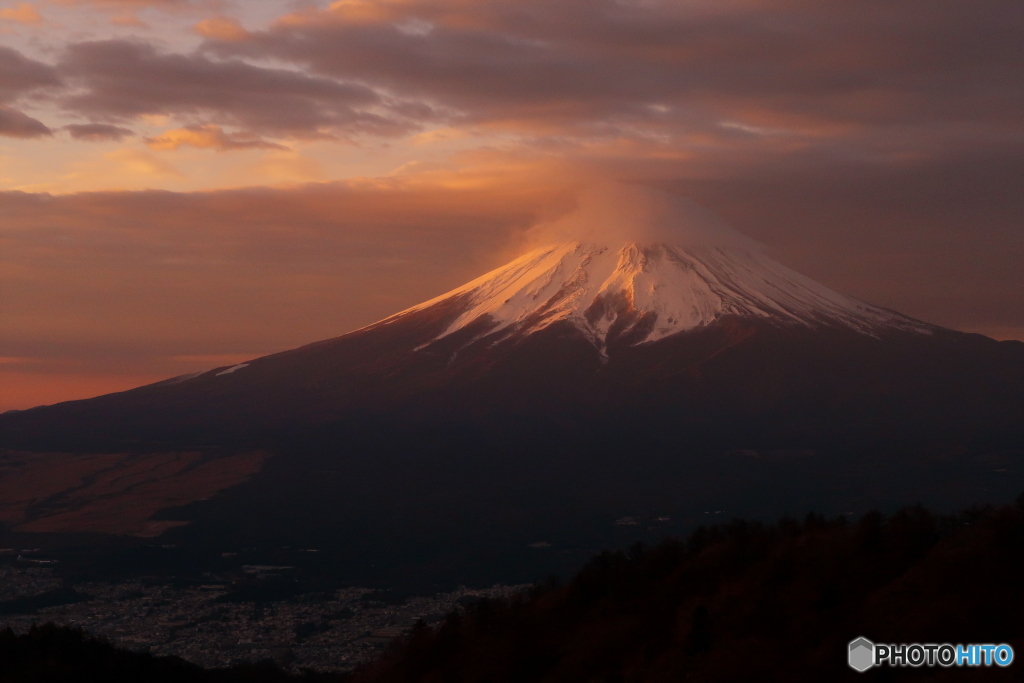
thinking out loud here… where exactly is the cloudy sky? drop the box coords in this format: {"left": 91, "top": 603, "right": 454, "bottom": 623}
{"left": 1, "top": 0, "right": 1022, "bottom": 410}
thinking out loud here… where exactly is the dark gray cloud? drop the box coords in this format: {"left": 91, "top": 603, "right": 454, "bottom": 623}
{"left": 57, "top": 40, "right": 427, "bottom": 137}
{"left": 66, "top": 122, "right": 134, "bottom": 141}
{"left": 664, "top": 145, "right": 1024, "bottom": 336}
{"left": 0, "top": 46, "right": 60, "bottom": 103}
{"left": 0, "top": 106, "right": 52, "bottom": 138}
{"left": 8, "top": 1, "right": 1017, "bottom": 148}
{"left": 142, "top": 124, "right": 288, "bottom": 151}
{"left": 206, "top": 0, "right": 1023, "bottom": 145}
{"left": 0, "top": 46, "right": 61, "bottom": 137}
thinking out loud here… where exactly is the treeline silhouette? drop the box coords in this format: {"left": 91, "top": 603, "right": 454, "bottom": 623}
{"left": 5, "top": 498, "right": 1024, "bottom": 682}
{"left": 357, "top": 497, "right": 1024, "bottom": 682}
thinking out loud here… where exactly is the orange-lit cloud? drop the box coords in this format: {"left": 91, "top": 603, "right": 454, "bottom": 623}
{"left": 0, "top": 2, "right": 42, "bottom": 24}
{"left": 145, "top": 124, "right": 287, "bottom": 151}
{"left": 411, "top": 127, "right": 470, "bottom": 145}
{"left": 193, "top": 16, "right": 249, "bottom": 42}
{"left": 109, "top": 13, "right": 146, "bottom": 27}
{"left": 0, "top": 0, "right": 1018, "bottom": 167}
{"left": 249, "top": 150, "right": 327, "bottom": 183}
{"left": 56, "top": 40, "right": 425, "bottom": 137}
{"left": 49, "top": 0, "right": 190, "bottom": 8}
{"left": 327, "top": 0, "right": 414, "bottom": 24}
{"left": 275, "top": 0, "right": 409, "bottom": 29}
{"left": 104, "top": 147, "right": 184, "bottom": 176}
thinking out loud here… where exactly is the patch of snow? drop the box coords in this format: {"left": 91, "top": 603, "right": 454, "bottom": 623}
{"left": 215, "top": 363, "right": 250, "bottom": 376}
{"left": 163, "top": 371, "right": 203, "bottom": 385}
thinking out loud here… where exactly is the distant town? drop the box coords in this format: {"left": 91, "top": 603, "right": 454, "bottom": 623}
{"left": 0, "top": 563, "right": 526, "bottom": 673}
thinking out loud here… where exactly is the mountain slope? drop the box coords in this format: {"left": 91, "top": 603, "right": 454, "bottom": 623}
{"left": 0, "top": 193, "right": 1022, "bottom": 575}
{"left": 0, "top": 232, "right": 1018, "bottom": 451}
{"left": 393, "top": 240, "right": 929, "bottom": 353}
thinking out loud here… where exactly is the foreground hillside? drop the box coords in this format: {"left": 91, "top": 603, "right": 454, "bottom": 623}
{"left": 4, "top": 498, "right": 1024, "bottom": 682}
{"left": 354, "top": 499, "right": 1024, "bottom": 682}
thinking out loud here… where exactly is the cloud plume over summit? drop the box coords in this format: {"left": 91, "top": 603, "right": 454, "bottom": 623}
{"left": 526, "top": 184, "right": 760, "bottom": 251}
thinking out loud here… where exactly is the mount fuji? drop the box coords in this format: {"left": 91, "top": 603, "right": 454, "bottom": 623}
{"left": 0, "top": 237, "right": 944, "bottom": 448}
{"left": 393, "top": 238, "right": 928, "bottom": 352}
{"left": 1, "top": 187, "right": 1022, "bottom": 585}
{"left": 0, "top": 187, "right": 987, "bottom": 445}
{"left": 364, "top": 186, "right": 931, "bottom": 352}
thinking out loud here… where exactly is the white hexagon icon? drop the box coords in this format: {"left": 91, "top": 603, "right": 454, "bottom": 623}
{"left": 849, "top": 637, "right": 875, "bottom": 672}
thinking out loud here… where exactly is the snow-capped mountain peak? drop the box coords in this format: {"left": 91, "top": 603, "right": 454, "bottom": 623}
{"left": 389, "top": 239, "right": 930, "bottom": 351}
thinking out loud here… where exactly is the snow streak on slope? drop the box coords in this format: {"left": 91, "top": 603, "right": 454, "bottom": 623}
{"left": 389, "top": 241, "right": 931, "bottom": 350}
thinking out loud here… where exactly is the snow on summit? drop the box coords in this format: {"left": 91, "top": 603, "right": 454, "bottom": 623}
{"left": 387, "top": 185, "right": 931, "bottom": 350}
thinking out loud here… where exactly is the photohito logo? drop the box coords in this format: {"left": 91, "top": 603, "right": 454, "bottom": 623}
{"left": 848, "top": 637, "right": 1014, "bottom": 671}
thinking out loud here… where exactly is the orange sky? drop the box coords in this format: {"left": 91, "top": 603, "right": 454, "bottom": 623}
{"left": 1, "top": 0, "right": 1022, "bottom": 410}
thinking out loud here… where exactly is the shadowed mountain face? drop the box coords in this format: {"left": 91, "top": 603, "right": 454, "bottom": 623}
{"left": 1, "top": 236, "right": 1023, "bottom": 586}
{"left": 2, "top": 302, "right": 1020, "bottom": 451}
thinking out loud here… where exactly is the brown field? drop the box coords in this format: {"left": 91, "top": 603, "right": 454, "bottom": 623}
{"left": 0, "top": 450, "right": 269, "bottom": 537}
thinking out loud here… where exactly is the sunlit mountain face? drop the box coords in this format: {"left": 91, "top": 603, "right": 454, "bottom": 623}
{"left": 1, "top": 188, "right": 1022, "bottom": 587}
